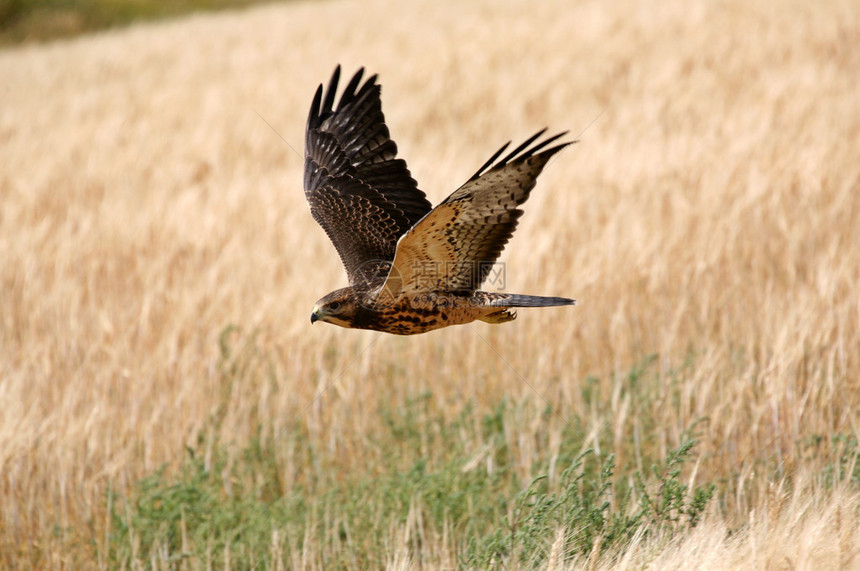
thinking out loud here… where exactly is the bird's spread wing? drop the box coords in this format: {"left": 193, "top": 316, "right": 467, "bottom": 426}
{"left": 381, "top": 130, "right": 573, "bottom": 299}
{"left": 304, "top": 66, "right": 433, "bottom": 289}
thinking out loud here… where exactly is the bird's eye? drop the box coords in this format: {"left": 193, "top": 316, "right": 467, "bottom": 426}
{"left": 329, "top": 302, "right": 341, "bottom": 311}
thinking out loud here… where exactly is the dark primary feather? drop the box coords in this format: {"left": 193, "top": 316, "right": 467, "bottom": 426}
{"left": 466, "top": 128, "right": 570, "bottom": 182}
{"left": 304, "top": 66, "right": 432, "bottom": 288}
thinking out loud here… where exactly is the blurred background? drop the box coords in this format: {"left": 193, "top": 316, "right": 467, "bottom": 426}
{"left": 0, "top": 0, "right": 276, "bottom": 44}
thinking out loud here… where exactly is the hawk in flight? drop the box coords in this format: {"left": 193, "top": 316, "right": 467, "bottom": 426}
{"left": 305, "top": 66, "right": 575, "bottom": 335}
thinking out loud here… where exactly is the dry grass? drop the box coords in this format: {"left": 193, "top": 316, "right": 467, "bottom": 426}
{"left": 559, "top": 481, "right": 860, "bottom": 570}
{"left": 1, "top": 0, "right": 859, "bottom": 567}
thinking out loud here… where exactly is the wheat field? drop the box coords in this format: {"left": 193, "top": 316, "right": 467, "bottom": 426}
{"left": 2, "top": 0, "right": 859, "bottom": 568}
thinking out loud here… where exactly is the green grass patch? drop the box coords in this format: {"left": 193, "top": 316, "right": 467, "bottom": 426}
{"left": 0, "top": 0, "right": 281, "bottom": 45}
{"left": 107, "top": 431, "right": 715, "bottom": 568}
{"left": 104, "top": 357, "right": 718, "bottom": 568}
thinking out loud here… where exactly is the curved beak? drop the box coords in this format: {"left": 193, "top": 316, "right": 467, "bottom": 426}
{"left": 310, "top": 305, "right": 320, "bottom": 324}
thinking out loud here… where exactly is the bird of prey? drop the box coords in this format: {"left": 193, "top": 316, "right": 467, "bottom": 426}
{"left": 305, "top": 65, "right": 575, "bottom": 335}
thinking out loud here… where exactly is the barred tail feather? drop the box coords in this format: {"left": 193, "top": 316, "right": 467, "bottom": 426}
{"left": 488, "top": 293, "right": 576, "bottom": 307}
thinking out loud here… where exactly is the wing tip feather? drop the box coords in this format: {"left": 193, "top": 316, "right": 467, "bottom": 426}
{"left": 469, "top": 129, "right": 576, "bottom": 181}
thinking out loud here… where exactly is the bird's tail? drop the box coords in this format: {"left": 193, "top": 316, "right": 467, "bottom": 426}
{"left": 486, "top": 293, "right": 576, "bottom": 307}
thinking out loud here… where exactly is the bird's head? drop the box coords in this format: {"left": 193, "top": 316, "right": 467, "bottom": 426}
{"left": 311, "top": 287, "right": 360, "bottom": 328}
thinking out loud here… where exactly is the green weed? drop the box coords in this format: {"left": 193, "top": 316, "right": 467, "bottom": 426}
{"left": 105, "top": 354, "right": 718, "bottom": 568}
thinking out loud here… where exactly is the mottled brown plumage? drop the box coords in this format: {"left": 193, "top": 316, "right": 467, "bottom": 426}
{"left": 305, "top": 66, "right": 431, "bottom": 288}
{"left": 305, "top": 66, "right": 576, "bottom": 335}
